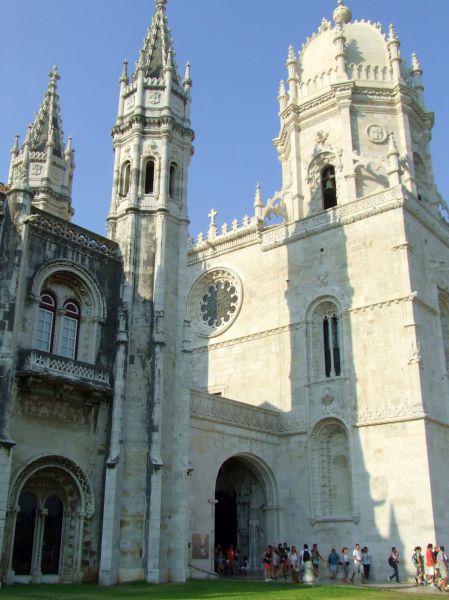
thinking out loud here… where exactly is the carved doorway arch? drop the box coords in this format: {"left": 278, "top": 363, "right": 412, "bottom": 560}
{"left": 3, "top": 455, "right": 94, "bottom": 585}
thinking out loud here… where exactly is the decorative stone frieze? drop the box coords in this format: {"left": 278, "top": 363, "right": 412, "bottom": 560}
{"left": 190, "top": 392, "right": 279, "bottom": 434}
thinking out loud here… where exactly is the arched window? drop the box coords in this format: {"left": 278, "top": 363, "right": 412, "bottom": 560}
{"left": 35, "top": 292, "right": 56, "bottom": 353}
{"left": 144, "top": 159, "right": 155, "bottom": 195}
{"left": 12, "top": 492, "right": 37, "bottom": 576}
{"left": 41, "top": 496, "right": 64, "bottom": 575}
{"left": 169, "top": 163, "right": 177, "bottom": 199}
{"left": 59, "top": 300, "right": 80, "bottom": 359}
{"left": 120, "top": 161, "right": 131, "bottom": 197}
{"left": 321, "top": 165, "right": 337, "bottom": 209}
{"left": 310, "top": 300, "right": 342, "bottom": 380}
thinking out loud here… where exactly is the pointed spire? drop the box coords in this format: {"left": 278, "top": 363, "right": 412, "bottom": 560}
{"left": 387, "top": 24, "right": 402, "bottom": 81}
{"left": 137, "top": 0, "right": 180, "bottom": 83}
{"left": 27, "top": 65, "right": 65, "bottom": 158}
{"left": 388, "top": 23, "right": 398, "bottom": 42}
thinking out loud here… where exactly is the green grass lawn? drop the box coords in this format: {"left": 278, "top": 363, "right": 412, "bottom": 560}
{"left": 0, "top": 580, "right": 426, "bottom": 600}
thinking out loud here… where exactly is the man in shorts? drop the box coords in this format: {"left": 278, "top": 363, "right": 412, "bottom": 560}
{"left": 350, "top": 543, "right": 363, "bottom": 584}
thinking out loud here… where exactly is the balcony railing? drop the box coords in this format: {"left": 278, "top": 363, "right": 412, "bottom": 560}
{"left": 18, "top": 349, "right": 111, "bottom": 388}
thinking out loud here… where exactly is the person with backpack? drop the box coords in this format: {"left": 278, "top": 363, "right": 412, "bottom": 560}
{"left": 299, "top": 544, "right": 310, "bottom": 582}
{"left": 388, "top": 547, "right": 400, "bottom": 584}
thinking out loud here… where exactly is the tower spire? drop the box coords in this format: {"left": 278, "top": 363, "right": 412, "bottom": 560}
{"left": 135, "top": 0, "right": 179, "bottom": 82}
{"left": 8, "top": 67, "right": 75, "bottom": 220}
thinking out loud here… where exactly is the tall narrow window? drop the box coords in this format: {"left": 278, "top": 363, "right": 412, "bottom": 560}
{"left": 169, "top": 163, "right": 177, "bottom": 199}
{"left": 322, "top": 165, "right": 337, "bottom": 210}
{"left": 59, "top": 300, "right": 80, "bottom": 359}
{"left": 144, "top": 159, "right": 155, "bottom": 194}
{"left": 35, "top": 292, "right": 56, "bottom": 352}
{"left": 120, "top": 161, "right": 131, "bottom": 197}
{"left": 323, "top": 314, "right": 341, "bottom": 377}
{"left": 12, "top": 492, "right": 37, "bottom": 576}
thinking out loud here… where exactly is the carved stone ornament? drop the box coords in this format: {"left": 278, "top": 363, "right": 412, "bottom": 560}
{"left": 188, "top": 268, "right": 243, "bottom": 337}
{"left": 148, "top": 91, "right": 161, "bottom": 105}
{"left": 31, "top": 163, "right": 43, "bottom": 176}
{"left": 367, "top": 124, "right": 387, "bottom": 144}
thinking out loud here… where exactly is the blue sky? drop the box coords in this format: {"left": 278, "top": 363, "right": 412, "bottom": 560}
{"left": 1, "top": 0, "right": 448, "bottom": 238}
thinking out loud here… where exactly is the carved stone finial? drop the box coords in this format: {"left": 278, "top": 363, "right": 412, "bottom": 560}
{"left": 208, "top": 208, "right": 218, "bottom": 226}
{"left": 278, "top": 80, "right": 287, "bottom": 97}
{"left": 156, "top": 0, "right": 167, "bottom": 10}
{"left": 333, "top": 0, "right": 352, "bottom": 24}
{"left": 120, "top": 59, "right": 129, "bottom": 83}
{"left": 388, "top": 23, "right": 398, "bottom": 42}
{"left": 253, "top": 182, "right": 263, "bottom": 209}
{"left": 183, "top": 62, "right": 192, "bottom": 89}
{"left": 287, "top": 45, "right": 296, "bottom": 64}
{"left": 11, "top": 134, "right": 19, "bottom": 156}
{"left": 411, "top": 52, "right": 422, "bottom": 73}
{"left": 49, "top": 65, "right": 60, "bottom": 84}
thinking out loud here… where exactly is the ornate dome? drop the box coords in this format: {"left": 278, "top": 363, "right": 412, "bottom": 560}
{"left": 298, "top": 19, "right": 391, "bottom": 89}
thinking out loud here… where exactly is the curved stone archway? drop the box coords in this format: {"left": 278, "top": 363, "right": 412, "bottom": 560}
{"left": 214, "top": 454, "right": 279, "bottom": 572}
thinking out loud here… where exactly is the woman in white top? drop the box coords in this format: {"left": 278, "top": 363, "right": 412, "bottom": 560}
{"left": 289, "top": 546, "right": 299, "bottom": 583}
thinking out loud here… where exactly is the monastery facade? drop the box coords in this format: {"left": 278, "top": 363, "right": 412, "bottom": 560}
{"left": 0, "top": 0, "right": 447, "bottom": 585}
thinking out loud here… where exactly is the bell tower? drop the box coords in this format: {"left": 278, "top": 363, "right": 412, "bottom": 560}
{"left": 100, "top": 0, "right": 194, "bottom": 585}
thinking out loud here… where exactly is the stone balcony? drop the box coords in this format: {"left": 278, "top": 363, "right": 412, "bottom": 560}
{"left": 16, "top": 349, "right": 112, "bottom": 392}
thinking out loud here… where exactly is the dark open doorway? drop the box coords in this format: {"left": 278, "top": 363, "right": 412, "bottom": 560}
{"left": 214, "top": 490, "right": 237, "bottom": 552}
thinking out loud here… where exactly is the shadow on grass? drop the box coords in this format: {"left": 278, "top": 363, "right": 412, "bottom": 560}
{"left": 0, "top": 580, "right": 424, "bottom": 600}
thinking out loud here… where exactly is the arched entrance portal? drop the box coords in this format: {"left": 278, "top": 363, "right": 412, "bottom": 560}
{"left": 215, "top": 457, "right": 268, "bottom": 571}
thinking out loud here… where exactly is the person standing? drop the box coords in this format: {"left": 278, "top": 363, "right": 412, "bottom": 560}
{"left": 328, "top": 548, "right": 340, "bottom": 579}
{"left": 341, "top": 547, "right": 350, "bottom": 583}
{"left": 412, "top": 546, "right": 424, "bottom": 585}
{"left": 388, "top": 547, "right": 400, "bottom": 584}
{"left": 362, "top": 546, "right": 371, "bottom": 582}
{"left": 436, "top": 545, "right": 448, "bottom": 591}
{"left": 425, "top": 543, "right": 436, "bottom": 585}
{"left": 311, "top": 543, "right": 324, "bottom": 583}
{"left": 262, "top": 546, "right": 272, "bottom": 581}
{"left": 350, "top": 543, "right": 363, "bottom": 584}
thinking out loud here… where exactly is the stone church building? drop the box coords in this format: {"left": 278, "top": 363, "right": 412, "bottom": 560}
{"left": 0, "top": 0, "right": 447, "bottom": 585}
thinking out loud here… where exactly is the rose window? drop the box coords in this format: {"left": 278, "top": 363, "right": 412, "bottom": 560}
{"left": 188, "top": 269, "right": 243, "bottom": 337}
